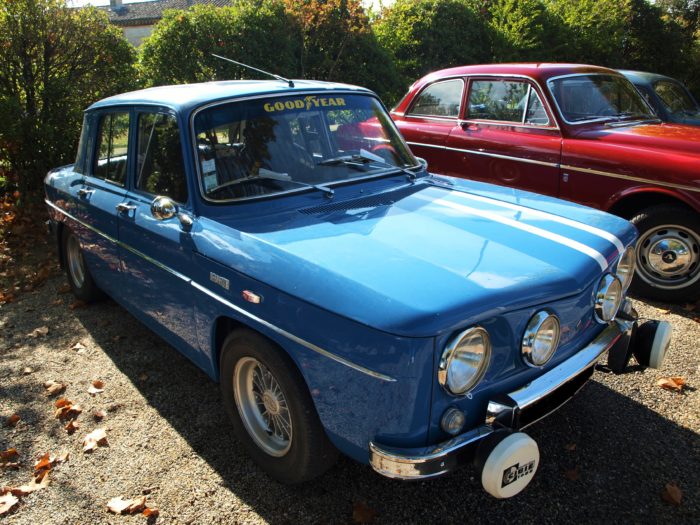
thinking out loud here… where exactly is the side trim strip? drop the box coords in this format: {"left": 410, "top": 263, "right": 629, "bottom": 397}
{"left": 191, "top": 282, "right": 396, "bottom": 382}
{"left": 45, "top": 199, "right": 395, "bottom": 382}
{"left": 561, "top": 164, "right": 700, "bottom": 194}
{"left": 406, "top": 141, "right": 561, "bottom": 169}
{"left": 446, "top": 191, "right": 625, "bottom": 253}
{"left": 419, "top": 195, "right": 609, "bottom": 270}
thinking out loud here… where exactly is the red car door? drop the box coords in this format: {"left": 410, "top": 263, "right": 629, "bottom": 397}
{"left": 392, "top": 78, "right": 464, "bottom": 175}
{"left": 445, "top": 77, "right": 562, "bottom": 197}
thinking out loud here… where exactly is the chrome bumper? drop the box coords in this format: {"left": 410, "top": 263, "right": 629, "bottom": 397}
{"left": 369, "top": 320, "right": 633, "bottom": 480}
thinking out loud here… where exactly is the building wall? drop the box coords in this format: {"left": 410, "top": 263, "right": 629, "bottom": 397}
{"left": 122, "top": 25, "right": 154, "bottom": 47}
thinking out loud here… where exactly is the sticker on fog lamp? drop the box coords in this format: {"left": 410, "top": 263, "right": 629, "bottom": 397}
{"left": 501, "top": 460, "right": 536, "bottom": 488}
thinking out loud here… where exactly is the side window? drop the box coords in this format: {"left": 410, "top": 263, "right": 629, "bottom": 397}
{"left": 136, "top": 113, "right": 188, "bottom": 203}
{"left": 408, "top": 79, "right": 464, "bottom": 118}
{"left": 94, "top": 112, "right": 130, "bottom": 185}
{"left": 524, "top": 90, "right": 551, "bottom": 126}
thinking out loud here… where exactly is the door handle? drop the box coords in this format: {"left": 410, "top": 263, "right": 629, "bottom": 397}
{"left": 116, "top": 203, "right": 137, "bottom": 213}
{"left": 77, "top": 188, "right": 94, "bottom": 198}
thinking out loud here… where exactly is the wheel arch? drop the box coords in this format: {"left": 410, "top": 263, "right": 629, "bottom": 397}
{"left": 606, "top": 187, "right": 699, "bottom": 220}
{"left": 211, "top": 315, "right": 306, "bottom": 385}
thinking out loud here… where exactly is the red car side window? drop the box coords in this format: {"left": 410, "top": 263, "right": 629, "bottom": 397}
{"left": 407, "top": 79, "right": 464, "bottom": 118}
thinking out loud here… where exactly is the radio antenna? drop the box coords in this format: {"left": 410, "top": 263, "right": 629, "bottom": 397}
{"left": 211, "top": 54, "right": 294, "bottom": 88}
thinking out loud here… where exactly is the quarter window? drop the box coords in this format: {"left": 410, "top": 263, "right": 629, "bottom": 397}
{"left": 94, "top": 112, "right": 130, "bottom": 185}
{"left": 136, "top": 113, "right": 188, "bottom": 203}
{"left": 408, "top": 79, "right": 464, "bottom": 118}
{"left": 468, "top": 80, "right": 550, "bottom": 126}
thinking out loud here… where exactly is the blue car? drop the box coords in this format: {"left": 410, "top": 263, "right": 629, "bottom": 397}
{"left": 45, "top": 79, "right": 672, "bottom": 498}
{"left": 620, "top": 70, "right": 700, "bottom": 126}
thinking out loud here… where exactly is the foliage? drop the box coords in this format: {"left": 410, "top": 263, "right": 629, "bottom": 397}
{"left": 0, "top": 0, "right": 136, "bottom": 200}
{"left": 483, "top": 0, "right": 566, "bottom": 62}
{"left": 139, "top": 1, "right": 300, "bottom": 85}
{"left": 283, "top": 0, "right": 402, "bottom": 102}
{"left": 373, "top": 0, "right": 492, "bottom": 90}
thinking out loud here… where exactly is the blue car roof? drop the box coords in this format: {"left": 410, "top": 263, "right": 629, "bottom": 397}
{"left": 87, "top": 79, "right": 374, "bottom": 114}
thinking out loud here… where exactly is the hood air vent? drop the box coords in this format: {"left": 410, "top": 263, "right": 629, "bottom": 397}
{"left": 299, "top": 185, "right": 423, "bottom": 215}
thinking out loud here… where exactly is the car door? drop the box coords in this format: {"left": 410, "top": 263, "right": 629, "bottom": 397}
{"left": 67, "top": 110, "right": 130, "bottom": 297}
{"left": 445, "top": 77, "right": 562, "bottom": 197}
{"left": 394, "top": 78, "right": 464, "bottom": 175}
{"left": 117, "top": 109, "right": 202, "bottom": 359}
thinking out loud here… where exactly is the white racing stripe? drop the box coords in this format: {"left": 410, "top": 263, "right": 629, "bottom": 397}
{"left": 419, "top": 195, "right": 609, "bottom": 270}
{"left": 446, "top": 190, "right": 625, "bottom": 254}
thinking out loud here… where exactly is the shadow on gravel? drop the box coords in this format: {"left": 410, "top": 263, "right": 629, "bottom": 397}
{"left": 63, "top": 300, "right": 699, "bottom": 525}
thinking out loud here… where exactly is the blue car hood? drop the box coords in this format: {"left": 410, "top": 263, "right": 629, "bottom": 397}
{"left": 197, "top": 179, "right": 636, "bottom": 337}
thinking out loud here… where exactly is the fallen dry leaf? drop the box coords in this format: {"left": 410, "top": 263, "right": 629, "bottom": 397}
{"left": 143, "top": 507, "right": 159, "bottom": 518}
{"left": 54, "top": 397, "right": 71, "bottom": 409}
{"left": 71, "top": 342, "right": 86, "bottom": 352}
{"left": 93, "top": 410, "right": 106, "bottom": 421}
{"left": 44, "top": 380, "right": 66, "bottom": 396}
{"left": 7, "top": 472, "right": 51, "bottom": 496}
{"left": 64, "top": 420, "right": 79, "bottom": 434}
{"left": 661, "top": 482, "right": 683, "bottom": 506}
{"left": 0, "top": 493, "right": 19, "bottom": 515}
{"left": 83, "top": 428, "right": 108, "bottom": 452}
{"left": 1, "top": 449, "right": 19, "bottom": 462}
{"left": 55, "top": 401, "right": 81, "bottom": 421}
{"left": 22, "top": 367, "right": 32, "bottom": 375}
{"left": 352, "top": 501, "right": 377, "bottom": 524}
{"left": 57, "top": 283, "right": 71, "bottom": 294}
{"left": 564, "top": 466, "right": 581, "bottom": 481}
{"left": 56, "top": 451, "right": 69, "bottom": 464}
{"left": 68, "top": 300, "right": 86, "bottom": 310}
{"left": 0, "top": 449, "right": 20, "bottom": 469}
{"left": 564, "top": 442, "right": 577, "bottom": 452}
{"left": 107, "top": 496, "right": 147, "bottom": 514}
{"left": 88, "top": 379, "right": 105, "bottom": 395}
{"left": 29, "top": 326, "right": 49, "bottom": 338}
{"left": 657, "top": 377, "right": 687, "bottom": 392}
{"left": 6, "top": 414, "right": 20, "bottom": 427}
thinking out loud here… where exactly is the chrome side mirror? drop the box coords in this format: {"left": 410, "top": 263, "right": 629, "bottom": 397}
{"left": 151, "top": 196, "right": 178, "bottom": 220}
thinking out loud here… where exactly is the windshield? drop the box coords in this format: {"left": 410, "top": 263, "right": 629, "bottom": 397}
{"left": 654, "top": 80, "right": 698, "bottom": 115}
{"left": 193, "top": 93, "right": 417, "bottom": 201}
{"left": 548, "top": 74, "right": 655, "bottom": 123}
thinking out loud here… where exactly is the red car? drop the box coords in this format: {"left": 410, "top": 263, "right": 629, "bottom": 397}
{"left": 391, "top": 63, "right": 700, "bottom": 303}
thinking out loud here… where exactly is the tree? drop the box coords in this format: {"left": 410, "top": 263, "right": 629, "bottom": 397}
{"left": 284, "top": 0, "right": 402, "bottom": 102}
{"left": 483, "top": 0, "right": 566, "bottom": 62}
{"left": 139, "top": 1, "right": 300, "bottom": 86}
{"left": 373, "top": 0, "right": 492, "bottom": 90}
{"left": 0, "top": 0, "right": 136, "bottom": 200}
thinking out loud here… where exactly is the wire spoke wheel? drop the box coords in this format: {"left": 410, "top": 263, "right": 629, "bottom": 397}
{"left": 234, "top": 357, "right": 293, "bottom": 457}
{"left": 65, "top": 234, "right": 86, "bottom": 288}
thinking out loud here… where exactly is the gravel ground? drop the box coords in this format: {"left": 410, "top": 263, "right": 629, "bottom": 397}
{"left": 1, "top": 262, "right": 699, "bottom": 524}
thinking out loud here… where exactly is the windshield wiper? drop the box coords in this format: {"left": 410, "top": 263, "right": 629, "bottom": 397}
{"left": 319, "top": 148, "right": 421, "bottom": 182}
{"left": 209, "top": 173, "right": 334, "bottom": 198}
{"left": 605, "top": 112, "right": 660, "bottom": 126}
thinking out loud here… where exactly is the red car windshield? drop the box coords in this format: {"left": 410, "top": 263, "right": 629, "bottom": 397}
{"left": 548, "top": 74, "right": 655, "bottom": 123}
{"left": 193, "top": 93, "right": 417, "bottom": 202}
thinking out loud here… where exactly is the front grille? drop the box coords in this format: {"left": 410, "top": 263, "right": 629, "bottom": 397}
{"left": 298, "top": 184, "right": 423, "bottom": 215}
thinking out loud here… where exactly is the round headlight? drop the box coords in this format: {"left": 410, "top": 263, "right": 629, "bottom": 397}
{"left": 616, "top": 246, "right": 636, "bottom": 291}
{"left": 594, "top": 273, "right": 623, "bottom": 323}
{"left": 521, "top": 311, "right": 560, "bottom": 367}
{"left": 439, "top": 327, "right": 491, "bottom": 396}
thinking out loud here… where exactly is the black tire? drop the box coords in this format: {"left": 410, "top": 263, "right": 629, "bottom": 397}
{"left": 629, "top": 204, "right": 700, "bottom": 303}
{"left": 220, "top": 330, "right": 338, "bottom": 484}
{"left": 61, "top": 227, "right": 102, "bottom": 302}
